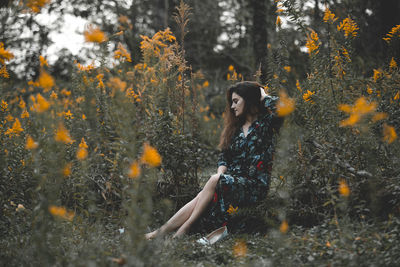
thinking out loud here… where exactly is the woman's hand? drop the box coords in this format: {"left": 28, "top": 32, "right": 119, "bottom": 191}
{"left": 260, "top": 87, "right": 268, "bottom": 101}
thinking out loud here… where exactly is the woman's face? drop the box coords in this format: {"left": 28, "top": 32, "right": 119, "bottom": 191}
{"left": 231, "top": 92, "right": 245, "bottom": 117}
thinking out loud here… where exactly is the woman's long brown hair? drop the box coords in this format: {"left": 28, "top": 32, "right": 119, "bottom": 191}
{"left": 218, "top": 81, "right": 265, "bottom": 150}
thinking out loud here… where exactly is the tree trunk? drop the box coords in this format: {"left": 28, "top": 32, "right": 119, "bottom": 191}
{"left": 251, "top": 0, "right": 268, "bottom": 84}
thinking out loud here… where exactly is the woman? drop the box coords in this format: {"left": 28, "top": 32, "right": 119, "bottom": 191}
{"left": 145, "top": 81, "right": 283, "bottom": 239}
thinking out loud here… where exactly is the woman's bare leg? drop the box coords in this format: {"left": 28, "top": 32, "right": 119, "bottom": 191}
{"left": 145, "top": 195, "right": 199, "bottom": 239}
{"left": 173, "top": 174, "right": 220, "bottom": 237}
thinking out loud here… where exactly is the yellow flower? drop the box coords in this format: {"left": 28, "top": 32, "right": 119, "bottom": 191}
{"left": 0, "top": 42, "right": 14, "bottom": 64}
{"left": 79, "top": 138, "right": 88, "bottom": 148}
{"left": 38, "top": 70, "right": 55, "bottom": 90}
{"left": 26, "top": 0, "right": 51, "bottom": 13}
{"left": 338, "top": 97, "right": 376, "bottom": 127}
{"left": 128, "top": 161, "right": 141, "bottom": 178}
{"left": 32, "top": 93, "right": 50, "bottom": 113}
{"left": 50, "top": 91, "right": 58, "bottom": 99}
{"left": 276, "top": 16, "right": 282, "bottom": 27}
{"left": 227, "top": 204, "right": 238, "bottom": 215}
{"left": 323, "top": 8, "right": 337, "bottom": 24}
{"left": 0, "top": 65, "right": 9, "bottom": 78}
{"left": 63, "top": 110, "right": 74, "bottom": 120}
{"left": 372, "top": 112, "right": 388, "bottom": 122}
{"left": 394, "top": 91, "right": 400, "bottom": 101}
{"left": 84, "top": 25, "right": 108, "bottom": 43}
{"left": 283, "top": 66, "right": 291, "bottom": 72}
{"left": 1, "top": 100, "right": 8, "bottom": 112}
{"left": 140, "top": 143, "right": 162, "bottom": 167}
{"left": 338, "top": 179, "right": 350, "bottom": 197}
{"left": 389, "top": 57, "right": 397, "bottom": 70}
{"left": 39, "top": 55, "right": 48, "bottom": 67}
{"left": 305, "top": 30, "right": 320, "bottom": 55}
{"left": 277, "top": 91, "right": 295, "bottom": 117}
{"left": 5, "top": 118, "right": 24, "bottom": 136}
{"left": 296, "top": 80, "right": 302, "bottom": 91}
{"left": 233, "top": 240, "right": 247, "bottom": 258}
{"left": 107, "top": 77, "right": 127, "bottom": 92}
{"left": 337, "top": 17, "right": 359, "bottom": 38}
{"left": 18, "top": 98, "right": 26, "bottom": 109}
{"left": 26, "top": 135, "right": 38, "bottom": 150}
{"left": 114, "top": 42, "right": 132, "bottom": 62}
{"left": 366, "top": 85, "right": 373, "bottom": 95}
{"left": 383, "top": 25, "right": 400, "bottom": 43}
{"left": 203, "top": 80, "right": 209, "bottom": 87}
{"left": 82, "top": 114, "right": 87, "bottom": 120}
{"left": 96, "top": 73, "right": 105, "bottom": 89}
{"left": 6, "top": 114, "right": 13, "bottom": 121}
{"left": 55, "top": 123, "right": 74, "bottom": 144}
{"left": 63, "top": 163, "right": 72, "bottom": 177}
{"left": 303, "top": 90, "right": 315, "bottom": 103}
{"left": 280, "top": 220, "right": 289, "bottom": 233}
{"left": 76, "top": 147, "right": 88, "bottom": 160}
{"left": 373, "top": 69, "right": 383, "bottom": 82}
{"left": 21, "top": 109, "right": 29, "bottom": 118}
{"left": 48, "top": 205, "right": 75, "bottom": 221}
{"left": 383, "top": 124, "right": 397, "bottom": 144}
{"left": 228, "top": 65, "right": 234, "bottom": 72}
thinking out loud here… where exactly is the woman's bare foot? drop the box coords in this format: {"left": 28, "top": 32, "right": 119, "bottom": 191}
{"left": 145, "top": 229, "right": 159, "bottom": 240}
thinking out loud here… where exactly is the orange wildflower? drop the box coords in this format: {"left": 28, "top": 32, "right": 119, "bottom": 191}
{"left": 338, "top": 97, "right": 376, "bottom": 127}
{"left": 383, "top": 25, "right": 400, "bottom": 43}
{"left": 5, "top": 118, "right": 24, "bottom": 136}
{"left": 140, "top": 143, "right": 162, "bottom": 167}
{"left": 338, "top": 179, "right": 350, "bottom": 197}
{"left": 26, "top": 0, "right": 51, "bottom": 13}
{"left": 305, "top": 30, "right": 320, "bottom": 55}
{"left": 383, "top": 124, "right": 397, "bottom": 144}
{"left": 21, "top": 109, "right": 29, "bottom": 118}
{"left": 55, "top": 123, "right": 74, "bottom": 144}
{"left": 76, "top": 147, "right": 88, "bottom": 160}
{"left": 1, "top": 100, "right": 8, "bottom": 112}
{"left": 39, "top": 55, "right": 48, "bottom": 67}
{"left": 38, "top": 70, "right": 55, "bottom": 90}
{"left": 303, "top": 90, "right": 315, "bottom": 103}
{"left": 84, "top": 25, "right": 108, "bottom": 43}
{"left": 323, "top": 8, "right": 337, "bottom": 24}
{"left": 280, "top": 220, "right": 289, "bottom": 233}
{"left": 0, "top": 42, "right": 14, "bottom": 64}
{"left": 337, "top": 17, "right": 359, "bottom": 38}
{"left": 277, "top": 91, "right": 295, "bottom": 117}
{"left": 114, "top": 42, "right": 132, "bottom": 62}
{"left": 26, "top": 135, "right": 39, "bottom": 150}
{"left": 389, "top": 57, "right": 397, "bottom": 70}
{"left": 227, "top": 205, "right": 238, "bottom": 215}
{"left": 32, "top": 93, "right": 50, "bottom": 113}
{"left": 128, "top": 161, "right": 141, "bottom": 178}
{"left": 48, "top": 205, "right": 75, "bottom": 221}
{"left": 62, "top": 163, "right": 72, "bottom": 177}
{"left": 276, "top": 16, "right": 282, "bottom": 27}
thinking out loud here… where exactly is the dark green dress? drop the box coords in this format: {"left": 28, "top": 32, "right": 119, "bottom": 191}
{"left": 197, "top": 96, "right": 283, "bottom": 233}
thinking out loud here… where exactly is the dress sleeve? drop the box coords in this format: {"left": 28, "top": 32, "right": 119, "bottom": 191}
{"left": 260, "top": 95, "right": 284, "bottom": 131}
{"left": 217, "top": 149, "right": 231, "bottom": 167}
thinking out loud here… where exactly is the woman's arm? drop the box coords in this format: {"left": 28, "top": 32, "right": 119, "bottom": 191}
{"left": 217, "top": 165, "right": 227, "bottom": 175}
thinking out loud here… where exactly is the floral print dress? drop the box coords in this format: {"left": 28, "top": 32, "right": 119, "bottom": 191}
{"left": 195, "top": 95, "right": 283, "bottom": 233}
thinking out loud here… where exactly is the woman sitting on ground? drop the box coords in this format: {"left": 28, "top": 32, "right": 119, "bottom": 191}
{"left": 145, "top": 81, "right": 283, "bottom": 239}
